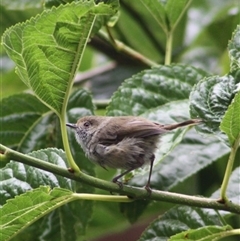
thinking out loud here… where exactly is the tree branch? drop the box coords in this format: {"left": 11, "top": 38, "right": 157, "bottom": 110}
{"left": 1, "top": 144, "right": 240, "bottom": 214}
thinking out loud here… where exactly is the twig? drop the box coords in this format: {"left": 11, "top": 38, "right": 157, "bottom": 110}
{"left": 1, "top": 144, "right": 240, "bottom": 214}
{"left": 98, "top": 30, "right": 158, "bottom": 67}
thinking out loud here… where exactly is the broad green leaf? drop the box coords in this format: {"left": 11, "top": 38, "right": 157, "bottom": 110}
{"left": 67, "top": 88, "right": 95, "bottom": 121}
{"left": 179, "top": 3, "right": 238, "bottom": 74}
{"left": 0, "top": 148, "right": 94, "bottom": 241}
{"left": 165, "top": 0, "right": 190, "bottom": 30}
{"left": 169, "top": 225, "right": 232, "bottom": 241}
{"left": 206, "top": 6, "right": 239, "bottom": 51}
{"left": 139, "top": 0, "right": 190, "bottom": 32}
{"left": 2, "top": 1, "right": 114, "bottom": 115}
{"left": 139, "top": 0, "right": 167, "bottom": 32}
{"left": 0, "top": 93, "right": 50, "bottom": 150}
{"left": 0, "top": 148, "right": 72, "bottom": 205}
{"left": 0, "top": 89, "right": 95, "bottom": 155}
{"left": 8, "top": 192, "right": 91, "bottom": 241}
{"left": 113, "top": 1, "right": 166, "bottom": 62}
{"left": 0, "top": 186, "right": 76, "bottom": 241}
{"left": 138, "top": 206, "right": 225, "bottom": 241}
{"left": 0, "top": 64, "right": 27, "bottom": 99}
{"left": 228, "top": 24, "right": 240, "bottom": 70}
{"left": 107, "top": 64, "right": 207, "bottom": 116}
{"left": 220, "top": 91, "right": 240, "bottom": 146}
{"left": 190, "top": 74, "right": 239, "bottom": 136}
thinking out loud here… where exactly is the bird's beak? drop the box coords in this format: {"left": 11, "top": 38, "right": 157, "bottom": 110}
{"left": 66, "top": 123, "right": 77, "bottom": 129}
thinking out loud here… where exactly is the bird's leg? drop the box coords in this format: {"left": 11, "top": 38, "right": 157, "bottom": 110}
{"left": 112, "top": 167, "right": 135, "bottom": 189}
{"left": 144, "top": 154, "right": 155, "bottom": 194}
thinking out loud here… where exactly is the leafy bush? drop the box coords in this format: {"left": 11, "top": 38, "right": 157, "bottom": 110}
{"left": 0, "top": 0, "right": 239, "bottom": 241}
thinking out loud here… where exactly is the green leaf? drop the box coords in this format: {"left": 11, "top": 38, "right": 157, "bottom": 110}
{"left": 228, "top": 24, "right": 240, "bottom": 70}
{"left": 0, "top": 65, "right": 28, "bottom": 100}
{"left": 220, "top": 91, "right": 240, "bottom": 146}
{"left": 67, "top": 88, "right": 95, "bottom": 121}
{"left": 0, "top": 148, "right": 72, "bottom": 205}
{"left": 139, "top": 206, "right": 225, "bottom": 241}
{"left": 190, "top": 74, "right": 240, "bottom": 136}
{"left": 2, "top": 1, "right": 114, "bottom": 115}
{"left": 169, "top": 225, "right": 232, "bottom": 241}
{"left": 107, "top": 64, "right": 207, "bottom": 116}
{"left": 0, "top": 186, "right": 76, "bottom": 241}
{"left": 0, "top": 148, "right": 94, "bottom": 241}
{"left": 0, "top": 93, "right": 50, "bottom": 150}
{"left": 165, "top": 0, "right": 190, "bottom": 30}
{"left": 139, "top": 0, "right": 190, "bottom": 32}
{"left": 0, "top": 89, "right": 95, "bottom": 154}
{"left": 139, "top": 0, "right": 167, "bottom": 32}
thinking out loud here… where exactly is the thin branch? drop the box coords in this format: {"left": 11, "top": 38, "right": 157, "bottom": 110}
{"left": 98, "top": 30, "right": 158, "bottom": 67}
{"left": 1, "top": 144, "right": 240, "bottom": 214}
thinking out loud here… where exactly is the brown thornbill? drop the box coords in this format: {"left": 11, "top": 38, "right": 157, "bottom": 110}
{"left": 67, "top": 116, "right": 201, "bottom": 191}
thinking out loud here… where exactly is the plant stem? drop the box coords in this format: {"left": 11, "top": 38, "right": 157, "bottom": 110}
{"left": 99, "top": 30, "right": 158, "bottom": 67}
{"left": 60, "top": 118, "right": 81, "bottom": 173}
{"left": 171, "top": 0, "right": 192, "bottom": 31}
{"left": 215, "top": 228, "right": 240, "bottom": 240}
{"left": 220, "top": 133, "right": 240, "bottom": 202}
{"left": 93, "top": 99, "right": 109, "bottom": 109}
{"left": 164, "top": 0, "right": 192, "bottom": 65}
{"left": 72, "top": 193, "right": 132, "bottom": 202}
{"left": 1, "top": 144, "right": 240, "bottom": 214}
{"left": 165, "top": 31, "right": 173, "bottom": 65}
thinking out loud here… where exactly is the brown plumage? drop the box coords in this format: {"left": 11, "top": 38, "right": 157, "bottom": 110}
{"left": 67, "top": 116, "right": 201, "bottom": 190}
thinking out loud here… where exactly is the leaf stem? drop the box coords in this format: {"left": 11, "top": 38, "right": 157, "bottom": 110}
{"left": 220, "top": 133, "right": 240, "bottom": 202}
{"left": 164, "top": 0, "right": 191, "bottom": 65}
{"left": 165, "top": 31, "right": 173, "bottom": 65}
{"left": 72, "top": 193, "right": 132, "bottom": 202}
{"left": 99, "top": 30, "right": 158, "bottom": 67}
{"left": 171, "top": 0, "right": 192, "bottom": 31}
{"left": 1, "top": 144, "right": 240, "bottom": 214}
{"left": 60, "top": 118, "right": 81, "bottom": 173}
{"left": 215, "top": 228, "right": 240, "bottom": 240}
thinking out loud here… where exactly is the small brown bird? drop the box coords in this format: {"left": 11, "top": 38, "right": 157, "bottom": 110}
{"left": 67, "top": 116, "right": 201, "bottom": 190}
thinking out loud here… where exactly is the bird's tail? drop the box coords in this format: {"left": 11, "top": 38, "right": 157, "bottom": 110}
{"left": 162, "top": 119, "right": 202, "bottom": 130}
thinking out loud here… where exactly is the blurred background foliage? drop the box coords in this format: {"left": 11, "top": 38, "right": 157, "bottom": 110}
{"left": 1, "top": 0, "right": 239, "bottom": 240}
{"left": 1, "top": 0, "right": 239, "bottom": 101}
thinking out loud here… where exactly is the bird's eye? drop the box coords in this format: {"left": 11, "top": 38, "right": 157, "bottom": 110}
{"left": 83, "top": 121, "right": 90, "bottom": 127}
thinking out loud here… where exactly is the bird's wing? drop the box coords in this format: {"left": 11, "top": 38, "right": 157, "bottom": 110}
{"left": 98, "top": 117, "right": 166, "bottom": 144}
